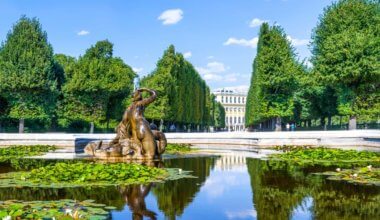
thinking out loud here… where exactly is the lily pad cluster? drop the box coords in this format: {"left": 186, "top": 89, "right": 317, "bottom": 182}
{"left": 0, "top": 145, "right": 56, "bottom": 162}
{"left": 165, "top": 144, "right": 194, "bottom": 154}
{"left": 318, "top": 166, "right": 380, "bottom": 186}
{"left": 12, "top": 162, "right": 168, "bottom": 187}
{"left": 270, "top": 147, "right": 380, "bottom": 163}
{"left": 0, "top": 199, "right": 113, "bottom": 219}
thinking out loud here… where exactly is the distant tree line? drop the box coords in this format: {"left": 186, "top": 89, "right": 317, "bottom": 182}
{"left": 245, "top": 0, "right": 379, "bottom": 131}
{"left": 0, "top": 17, "right": 225, "bottom": 133}
{"left": 140, "top": 45, "right": 225, "bottom": 131}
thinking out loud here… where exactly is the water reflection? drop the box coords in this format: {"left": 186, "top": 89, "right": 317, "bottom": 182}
{"left": 120, "top": 184, "right": 156, "bottom": 220}
{"left": 0, "top": 154, "right": 379, "bottom": 219}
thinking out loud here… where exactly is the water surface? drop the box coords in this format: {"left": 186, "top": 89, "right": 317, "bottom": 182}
{"left": 0, "top": 153, "right": 379, "bottom": 219}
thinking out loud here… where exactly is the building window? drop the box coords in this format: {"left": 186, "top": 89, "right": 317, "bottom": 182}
{"left": 230, "top": 117, "right": 232, "bottom": 124}
{"left": 234, "top": 117, "right": 237, "bottom": 123}
{"left": 225, "top": 107, "right": 228, "bottom": 112}
{"left": 221, "top": 96, "right": 224, "bottom": 103}
{"left": 226, "top": 96, "right": 228, "bottom": 103}
{"left": 238, "top": 97, "right": 241, "bottom": 103}
{"left": 243, "top": 117, "right": 245, "bottom": 123}
{"left": 238, "top": 117, "right": 241, "bottom": 123}
{"left": 234, "top": 97, "right": 236, "bottom": 103}
{"left": 242, "top": 97, "right": 245, "bottom": 103}
{"left": 230, "top": 97, "right": 232, "bottom": 103}
{"left": 226, "top": 117, "right": 228, "bottom": 124}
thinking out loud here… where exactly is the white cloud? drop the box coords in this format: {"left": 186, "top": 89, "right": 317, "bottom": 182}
{"left": 215, "top": 85, "right": 249, "bottom": 93}
{"left": 197, "top": 61, "right": 227, "bottom": 75}
{"left": 77, "top": 30, "right": 90, "bottom": 36}
{"left": 196, "top": 61, "right": 230, "bottom": 82}
{"left": 287, "top": 36, "right": 309, "bottom": 46}
{"left": 183, "top": 51, "right": 192, "bottom": 58}
{"left": 224, "top": 37, "right": 258, "bottom": 48}
{"left": 207, "top": 55, "right": 214, "bottom": 59}
{"left": 226, "top": 210, "right": 257, "bottom": 219}
{"left": 249, "top": 18, "right": 268, "bottom": 28}
{"left": 132, "top": 67, "right": 143, "bottom": 73}
{"left": 158, "top": 9, "right": 183, "bottom": 25}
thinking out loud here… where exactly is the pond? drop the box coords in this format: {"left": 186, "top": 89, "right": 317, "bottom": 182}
{"left": 0, "top": 151, "right": 379, "bottom": 219}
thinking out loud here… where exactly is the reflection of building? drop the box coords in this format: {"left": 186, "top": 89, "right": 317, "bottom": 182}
{"left": 213, "top": 89, "right": 247, "bottom": 131}
{"left": 215, "top": 154, "right": 247, "bottom": 171}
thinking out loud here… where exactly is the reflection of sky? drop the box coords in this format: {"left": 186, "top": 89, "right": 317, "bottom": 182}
{"left": 291, "top": 197, "right": 313, "bottom": 220}
{"left": 112, "top": 164, "right": 256, "bottom": 219}
{"left": 180, "top": 166, "right": 254, "bottom": 220}
{"left": 109, "top": 157, "right": 316, "bottom": 220}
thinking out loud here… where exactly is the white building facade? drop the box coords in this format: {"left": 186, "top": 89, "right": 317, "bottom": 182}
{"left": 213, "top": 89, "right": 247, "bottom": 131}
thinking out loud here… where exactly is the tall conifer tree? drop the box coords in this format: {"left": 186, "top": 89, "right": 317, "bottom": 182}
{"left": 0, "top": 16, "right": 58, "bottom": 133}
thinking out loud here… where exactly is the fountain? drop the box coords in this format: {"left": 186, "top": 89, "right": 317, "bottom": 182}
{"left": 84, "top": 88, "right": 167, "bottom": 160}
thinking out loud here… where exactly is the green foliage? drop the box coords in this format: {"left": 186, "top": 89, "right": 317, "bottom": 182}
{"left": 319, "top": 166, "right": 380, "bottom": 186}
{"left": 0, "top": 162, "right": 196, "bottom": 188}
{"left": 270, "top": 147, "right": 380, "bottom": 163}
{"left": 212, "top": 97, "right": 226, "bottom": 129}
{"left": 58, "top": 40, "right": 136, "bottom": 127}
{"left": 0, "top": 199, "right": 111, "bottom": 219}
{"left": 311, "top": 0, "right": 380, "bottom": 118}
{"left": 245, "top": 23, "right": 301, "bottom": 126}
{"left": 246, "top": 158, "right": 380, "bottom": 220}
{"left": 0, "top": 16, "right": 59, "bottom": 123}
{"left": 140, "top": 45, "right": 212, "bottom": 127}
{"left": 165, "top": 143, "right": 194, "bottom": 154}
{"left": 24, "top": 162, "right": 167, "bottom": 185}
{"left": 0, "top": 145, "right": 56, "bottom": 162}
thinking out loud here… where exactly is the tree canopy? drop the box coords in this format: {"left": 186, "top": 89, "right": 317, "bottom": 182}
{"left": 58, "top": 40, "right": 136, "bottom": 129}
{"left": 0, "top": 16, "right": 59, "bottom": 131}
{"left": 141, "top": 45, "right": 213, "bottom": 128}
{"left": 245, "top": 23, "right": 301, "bottom": 129}
{"left": 311, "top": 0, "right": 380, "bottom": 128}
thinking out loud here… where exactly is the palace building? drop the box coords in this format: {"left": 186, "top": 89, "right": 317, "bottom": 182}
{"left": 213, "top": 89, "right": 247, "bottom": 131}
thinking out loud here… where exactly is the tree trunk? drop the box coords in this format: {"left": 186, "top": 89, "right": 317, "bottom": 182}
{"left": 275, "top": 117, "right": 282, "bottom": 131}
{"left": 19, "top": 118, "right": 25, "bottom": 133}
{"left": 90, "top": 122, "right": 94, "bottom": 134}
{"left": 320, "top": 117, "right": 327, "bottom": 131}
{"left": 327, "top": 116, "right": 332, "bottom": 128}
{"left": 349, "top": 116, "right": 357, "bottom": 130}
{"left": 307, "top": 120, "right": 311, "bottom": 128}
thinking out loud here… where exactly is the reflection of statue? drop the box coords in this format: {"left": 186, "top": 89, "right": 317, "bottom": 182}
{"left": 120, "top": 184, "right": 156, "bottom": 220}
{"left": 84, "top": 88, "right": 167, "bottom": 160}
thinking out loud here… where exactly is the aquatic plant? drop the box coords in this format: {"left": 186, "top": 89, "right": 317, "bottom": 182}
{"left": 317, "top": 166, "right": 380, "bottom": 186}
{"left": 165, "top": 143, "right": 194, "bottom": 154}
{"left": 0, "top": 199, "right": 113, "bottom": 219}
{"left": 270, "top": 147, "right": 380, "bottom": 164}
{"left": 0, "top": 162, "right": 193, "bottom": 188}
{"left": 0, "top": 145, "right": 56, "bottom": 162}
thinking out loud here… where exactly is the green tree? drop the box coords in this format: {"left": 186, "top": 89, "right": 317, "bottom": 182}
{"left": 59, "top": 40, "right": 136, "bottom": 132}
{"left": 0, "top": 16, "right": 59, "bottom": 133}
{"left": 311, "top": 0, "right": 380, "bottom": 129}
{"left": 246, "top": 23, "right": 300, "bottom": 131}
{"left": 140, "top": 45, "right": 212, "bottom": 130}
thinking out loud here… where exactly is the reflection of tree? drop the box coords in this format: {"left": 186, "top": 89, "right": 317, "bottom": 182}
{"left": 152, "top": 157, "right": 217, "bottom": 220}
{"left": 246, "top": 158, "right": 380, "bottom": 219}
{"left": 310, "top": 181, "right": 380, "bottom": 219}
{"left": 246, "top": 158, "right": 306, "bottom": 220}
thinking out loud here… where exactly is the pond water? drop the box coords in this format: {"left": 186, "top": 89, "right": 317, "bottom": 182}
{"left": 0, "top": 152, "right": 379, "bottom": 219}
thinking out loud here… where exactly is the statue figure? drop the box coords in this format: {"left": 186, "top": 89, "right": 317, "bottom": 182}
{"left": 84, "top": 88, "right": 167, "bottom": 160}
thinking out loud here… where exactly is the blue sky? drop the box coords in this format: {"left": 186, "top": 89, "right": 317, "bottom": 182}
{"left": 0, "top": 0, "right": 334, "bottom": 92}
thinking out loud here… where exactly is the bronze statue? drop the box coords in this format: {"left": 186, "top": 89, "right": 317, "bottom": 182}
{"left": 84, "top": 88, "right": 167, "bottom": 160}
